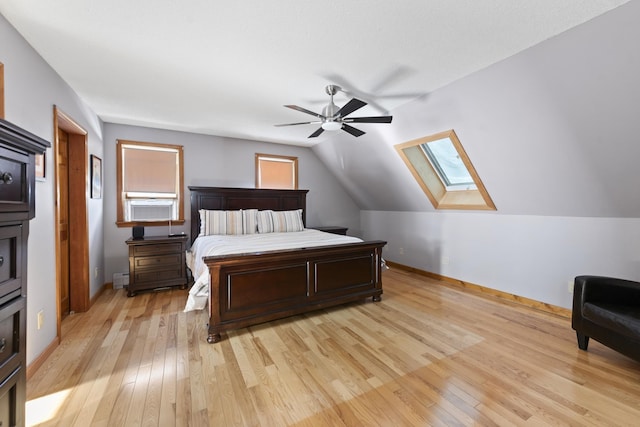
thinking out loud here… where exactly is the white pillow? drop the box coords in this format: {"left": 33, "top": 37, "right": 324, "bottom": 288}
{"left": 242, "top": 209, "right": 258, "bottom": 234}
{"left": 199, "top": 209, "right": 243, "bottom": 235}
{"left": 257, "top": 210, "right": 274, "bottom": 233}
{"left": 271, "top": 209, "right": 304, "bottom": 232}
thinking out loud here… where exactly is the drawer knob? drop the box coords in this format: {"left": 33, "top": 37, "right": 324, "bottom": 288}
{"left": 0, "top": 338, "right": 5, "bottom": 353}
{"left": 0, "top": 256, "right": 3, "bottom": 266}
{"left": 0, "top": 172, "right": 13, "bottom": 184}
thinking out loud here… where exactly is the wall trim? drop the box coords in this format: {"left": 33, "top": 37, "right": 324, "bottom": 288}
{"left": 386, "top": 261, "right": 571, "bottom": 319}
{"left": 26, "top": 336, "right": 60, "bottom": 380}
{"left": 27, "top": 283, "right": 110, "bottom": 380}
{"left": 90, "top": 283, "right": 110, "bottom": 306}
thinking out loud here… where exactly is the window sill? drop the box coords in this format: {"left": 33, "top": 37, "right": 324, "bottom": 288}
{"left": 116, "top": 219, "right": 185, "bottom": 228}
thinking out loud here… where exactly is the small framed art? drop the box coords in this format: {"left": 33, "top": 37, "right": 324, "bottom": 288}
{"left": 91, "top": 155, "right": 102, "bottom": 199}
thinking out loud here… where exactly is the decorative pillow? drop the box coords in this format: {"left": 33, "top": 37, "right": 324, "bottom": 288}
{"left": 226, "top": 210, "right": 244, "bottom": 234}
{"left": 199, "top": 209, "right": 243, "bottom": 235}
{"left": 242, "top": 209, "right": 258, "bottom": 234}
{"left": 256, "top": 210, "right": 274, "bottom": 233}
{"left": 271, "top": 209, "right": 304, "bottom": 232}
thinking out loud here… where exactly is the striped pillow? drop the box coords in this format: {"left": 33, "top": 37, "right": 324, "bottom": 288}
{"left": 271, "top": 209, "right": 304, "bottom": 232}
{"left": 256, "top": 210, "right": 274, "bottom": 233}
{"left": 199, "top": 209, "right": 243, "bottom": 235}
{"left": 242, "top": 209, "right": 258, "bottom": 234}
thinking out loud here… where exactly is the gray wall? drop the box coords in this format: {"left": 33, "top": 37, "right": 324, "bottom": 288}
{"left": 0, "top": 14, "right": 105, "bottom": 365}
{"left": 102, "top": 123, "right": 361, "bottom": 282}
{"left": 362, "top": 211, "right": 640, "bottom": 309}
{"left": 315, "top": 1, "right": 640, "bottom": 309}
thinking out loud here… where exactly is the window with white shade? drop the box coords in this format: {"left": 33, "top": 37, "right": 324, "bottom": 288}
{"left": 116, "top": 140, "right": 184, "bottom": 226}
{"left": 255, "top": 153, "right": 298, "bottom": 189}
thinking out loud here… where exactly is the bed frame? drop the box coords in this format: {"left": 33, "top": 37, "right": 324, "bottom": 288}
{"left": 189, "top": 186, "right": 387, "bottom": 343}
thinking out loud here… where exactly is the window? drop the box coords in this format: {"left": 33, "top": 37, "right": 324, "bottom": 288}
{"left": 395, "top": 129, "right": 496, "bottom": 210}
{"left": 255, "top": 153, "right": 298, "bottom": 189}
{"left": 116, "top": 140, "right": 184, "bottom": 226}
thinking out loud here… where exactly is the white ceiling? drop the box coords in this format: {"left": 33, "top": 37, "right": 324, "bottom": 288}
{"left": 0, "top": 0, "right": 629, "bottom": 146}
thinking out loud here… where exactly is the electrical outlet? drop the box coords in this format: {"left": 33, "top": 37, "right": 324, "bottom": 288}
{"left": 399, "top": 247, "right": 404, "bottom": 255}
{"left": 568, "top": 280, "right": 574, "bottom": 294}
{"left": 37, "top": 310, "right": 44, "bottom": 330}
{"left": 442, "top": 256, "right": 450, "bottom": 265}
{"left": 94, "top": 267, "right": 99, "bottom": 278}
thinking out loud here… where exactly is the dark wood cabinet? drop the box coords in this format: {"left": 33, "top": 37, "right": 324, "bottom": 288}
{"left": 0, "top": 118, "right": 50, "bottom": 426}
{"left": 126, "top": 235, "right": 188, "bottom": 297}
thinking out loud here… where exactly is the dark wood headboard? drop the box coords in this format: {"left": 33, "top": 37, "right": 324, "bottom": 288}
{"left": 189, "top": 186, "right": 309, "bottom": 243}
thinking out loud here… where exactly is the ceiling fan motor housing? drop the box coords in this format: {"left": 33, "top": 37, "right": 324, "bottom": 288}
{"left": 322, "top": 102, "right": 341, "bottom": 118}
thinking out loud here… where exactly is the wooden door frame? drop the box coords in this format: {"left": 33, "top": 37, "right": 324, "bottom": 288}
{"left": 53, "top": 106, "right": 90, "bottom": 339}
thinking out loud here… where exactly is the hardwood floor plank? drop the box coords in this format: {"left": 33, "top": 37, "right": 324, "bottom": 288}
{"left": 68, "top": 330, "right": 129, "bottom": 427}
{"left": 26, "top": 272, "right": 640, "bottom": 426}
{"left": 158, "top": 345, "right": 177, "bottom": 427}
{"left": 140, "top": 312, "right": 170, "bottom": 427}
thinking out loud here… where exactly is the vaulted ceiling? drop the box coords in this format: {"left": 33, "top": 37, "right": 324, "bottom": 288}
{"left": 0, "top": 1, "right": 629, "bottom": 146}
{"left": 3, "top": 1, "right": 639, "bottom": 219}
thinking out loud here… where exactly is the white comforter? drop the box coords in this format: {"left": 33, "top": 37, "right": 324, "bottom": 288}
{"left": 184, "top": 229, "right": 363, "bottom": 311}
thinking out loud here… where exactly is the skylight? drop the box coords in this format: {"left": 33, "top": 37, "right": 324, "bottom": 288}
{"left": 395, "top": 129, "right": 496, "bottom": 210}
{"left": 421, "top": 137, "right": 477, "bottom": 190}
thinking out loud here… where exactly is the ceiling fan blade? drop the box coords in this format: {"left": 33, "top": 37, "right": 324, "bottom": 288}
{"left": 284, "top": 105, "right": 325, "bottom": 119}
{"left": 343, "top": 116, "right": 393, "bottom": 124}
{"left": 341, "top": 124, "right": 365, "bottom": 137}
{"left": 336, "top": 98, "right": 367, "bottom": 118}
{"left": 308, "top": 127, "right": 325, "bottom": 138}
{"left": 274, "top": 121, "right": 321, "bottom": 127}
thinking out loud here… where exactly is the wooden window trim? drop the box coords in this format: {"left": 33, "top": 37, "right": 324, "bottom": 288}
{"left": 395, "top": 129, "right": 496, "bottom": 210}
{"left": 116, "top": 139, "right": 185, "bottom": 227}
{"left": 255, "top": 153, "right": 299, "bottom": 189}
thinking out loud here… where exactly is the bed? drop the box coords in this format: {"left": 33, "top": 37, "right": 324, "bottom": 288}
{"left": 188, "top": 186, "right": 387, "bottom": 343}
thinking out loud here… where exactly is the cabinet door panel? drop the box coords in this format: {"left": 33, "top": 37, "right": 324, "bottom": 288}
{"left": 0, "top": 225, "right": 21, "bottom": 306}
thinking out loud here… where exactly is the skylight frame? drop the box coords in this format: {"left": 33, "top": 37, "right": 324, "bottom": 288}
{"left": 395, "top": 129, "right": 496, "bottom": 210}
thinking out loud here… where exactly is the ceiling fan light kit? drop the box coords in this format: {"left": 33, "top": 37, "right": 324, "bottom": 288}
{"left": 275, "top": 84, "right": 393, "bottom": 138}
{"left": 321, "top": 121, "right": 342, "bottom": 131}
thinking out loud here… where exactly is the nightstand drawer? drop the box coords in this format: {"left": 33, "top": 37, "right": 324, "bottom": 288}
{"left": 133, "top": 253, "right": 183, "bottom": 271}
{"left": 132, "top": 242, "right": 184, "bottom": 257}
{"left": 133, "top": 266, "right": 185, "bottom": 283}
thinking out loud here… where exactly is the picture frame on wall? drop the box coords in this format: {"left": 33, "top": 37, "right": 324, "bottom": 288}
{"left": 35, "top": 152, "right": 45, "bottom": 181}
{"left": 91, "top": 154, "right": 102, "bottom": 199}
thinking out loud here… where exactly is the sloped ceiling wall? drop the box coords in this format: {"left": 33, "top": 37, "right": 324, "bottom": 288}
{"left": 314, "top": 1, "right": 640, "bottom": 218}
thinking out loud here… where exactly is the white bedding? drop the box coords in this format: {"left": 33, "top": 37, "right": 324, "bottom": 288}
{"left": 184, "top": 229, "right": 363, "bottom": 311}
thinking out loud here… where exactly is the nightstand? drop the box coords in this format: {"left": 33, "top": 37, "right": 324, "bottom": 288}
{"left": 126, "top": 235, "right": 188, "bottom": 297}
{"left": 312, "top": 226, "right": 348, "bottom": 235}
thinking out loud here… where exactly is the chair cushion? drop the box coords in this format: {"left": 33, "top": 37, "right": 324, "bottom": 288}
{"left": 583, "top": 302, "right": 640, "bottom": 340}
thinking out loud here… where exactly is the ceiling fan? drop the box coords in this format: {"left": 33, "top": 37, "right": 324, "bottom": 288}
{"left": 275, "top": 85, "right": 393, "bottom": 138}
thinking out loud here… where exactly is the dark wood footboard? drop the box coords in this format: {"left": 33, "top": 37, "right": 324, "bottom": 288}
{"left": 204, "top": 240, "right": 386, "bottom": 343}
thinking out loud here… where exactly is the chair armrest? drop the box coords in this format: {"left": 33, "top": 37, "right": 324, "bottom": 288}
{"left": 574, "top": 275, "right": 640, "bottom": 306}
{"left": 572, "top": 275, "right": 640, "bottom": 330}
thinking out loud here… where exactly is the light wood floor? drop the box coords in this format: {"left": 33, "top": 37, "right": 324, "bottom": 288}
{"left": 27, "top": 268, "right": 640, "bottom": 426}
